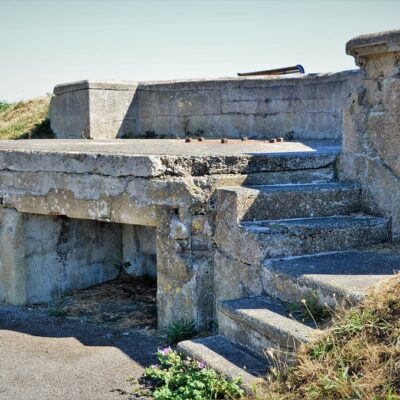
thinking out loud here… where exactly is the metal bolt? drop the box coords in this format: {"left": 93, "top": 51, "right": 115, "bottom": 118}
{"left": 276, "top": 137, "right": 284, "bottom": 142}
{"left": 185, "top": 137, "right": 192, "bottom": 143}
{"left": 240, "top": 136, "right": 248, "bottom": 141}
{"left": 269, "top": 138, "right": 277, "bottom": 143}
{"left": 197, "top": 137, "right": 204, "bottom": 142}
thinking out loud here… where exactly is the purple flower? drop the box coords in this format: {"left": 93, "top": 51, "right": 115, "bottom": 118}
{"left": 151, "top": 363, "right": 158, "bottom": 369}
{"left": 161, "top": 347, "right": 172, "bottom": 355}
{"left": 198, "top": 361, "right": 206, "bottom": 369}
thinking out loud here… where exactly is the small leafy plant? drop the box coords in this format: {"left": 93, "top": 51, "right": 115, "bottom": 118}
{"left": 159, "top": 318, "right": 197, "bottom": 345}
{"left": 135, "top": 347, "right": 244, "bottom": 400}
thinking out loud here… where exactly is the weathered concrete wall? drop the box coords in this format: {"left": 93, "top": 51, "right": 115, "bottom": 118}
{"left": 123, "top": 225, "right": 157, "bottom": 278}
{"left": 129, "top": 72, "right": 361, "bottom": 140}
{"left": 339, "top": 30, "right": 400, "bottom": 238}
{"left": 24, "top": 215, "right": 122, "bottom": 303}
{"left": 50, "top": 72, "right": 361, "bottom": 141}
{"left": 49, "top": 81, "right": 138, "bottom": 139}
{"left": 0, "top": 211, "right": 123, "bottom": 304}
{"left": 0, "top": 207, "right": 159, "bottom": 305}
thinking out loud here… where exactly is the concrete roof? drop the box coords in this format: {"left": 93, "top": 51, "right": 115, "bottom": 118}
{"left": 0, "top": 139, "right": 340, "bottom": 157}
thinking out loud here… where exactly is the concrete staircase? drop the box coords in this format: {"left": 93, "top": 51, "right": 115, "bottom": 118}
{"left": 178, "top": 148, "right": 400, "bottom": 388}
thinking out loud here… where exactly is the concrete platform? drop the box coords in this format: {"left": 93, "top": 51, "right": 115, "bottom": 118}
{"left": 0, "top": 139, "right": 340, "bottom": 177}
{"left": 0, "top": 139, "right": 340, "bottom": 156}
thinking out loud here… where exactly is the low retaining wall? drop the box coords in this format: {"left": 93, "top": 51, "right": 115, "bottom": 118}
{"left": 50, "top": 71, "right": 361, "bottom": 140}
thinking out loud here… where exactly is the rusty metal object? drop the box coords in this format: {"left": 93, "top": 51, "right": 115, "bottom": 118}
{"left": 269, "top": 138, "right": 277, "bottom": 143}
{"left": 185, "top": 137, "right": 191, "bottom": 143}
{"left": 197, "top": 137, "right": 204, "bottom": 142}
{"left": 240, "top": 136, "right": 248, "bottom": 141}
{"left": 238, "top": 64, "right": 305, "bottom": 77}
{"left": 221, "top": 138, "right": 229, "bottom": 144}
{"left": 276, "top": 137, "right": 284, "bottom": 143}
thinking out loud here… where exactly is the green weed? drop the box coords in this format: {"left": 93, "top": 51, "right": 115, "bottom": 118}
{"left": 159, "top": 318, "right": 197, "bottom": 345}
{"left": 48, "top": 296, "right": 69, "bottom": 317}
{"left": 133, "top": 347, "right": 244, "bottom": 400}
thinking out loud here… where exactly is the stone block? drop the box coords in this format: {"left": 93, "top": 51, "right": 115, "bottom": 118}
{"left": 49, "top": 80, "right": 138, "bottom": 139}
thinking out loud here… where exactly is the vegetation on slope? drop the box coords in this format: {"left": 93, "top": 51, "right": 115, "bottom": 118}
{"left": 249, "top": 274, "right": 400, "bottom": 400}
{"left": 0, "top": 96, "right": 53, "bottom": 139}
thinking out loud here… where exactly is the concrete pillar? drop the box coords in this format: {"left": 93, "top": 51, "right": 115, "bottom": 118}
{"left": 0, "top": 208, "right": 27, "bottom": 304}
{"left": 340, "top": 30, "right": 400, "bottom": 237}
{"left": 156, "top": 208, "right": 214, "bottom": 331}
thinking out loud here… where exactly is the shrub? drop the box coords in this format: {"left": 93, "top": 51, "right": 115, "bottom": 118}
{"left": 137, "top": 348, "right": 244, "bottom": 400}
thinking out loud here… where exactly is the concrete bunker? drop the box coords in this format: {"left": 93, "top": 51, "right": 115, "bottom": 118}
{"left": 0, "top": 209, "right": 157, "bottom": 306}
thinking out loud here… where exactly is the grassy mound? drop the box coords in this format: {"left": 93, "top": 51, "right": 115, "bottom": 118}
{"left": 250, "top": 274, "right": 400, "bottom": 400}
{"left": 0, "top": 96, "right": 53, "bottom": 139}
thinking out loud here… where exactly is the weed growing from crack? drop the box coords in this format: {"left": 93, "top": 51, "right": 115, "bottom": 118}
{"left": 159, "top": 319, "right": 197, "bottom": 345}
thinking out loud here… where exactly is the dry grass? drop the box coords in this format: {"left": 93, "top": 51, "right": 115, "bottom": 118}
{"left": 245, "top": 274, "right": 400, "bottom": 400}
{"left": 45, "top": 275, "right": 157, "bottom": 330}
{"left": 0, "top": 96, "right": 53, "bottom": 139}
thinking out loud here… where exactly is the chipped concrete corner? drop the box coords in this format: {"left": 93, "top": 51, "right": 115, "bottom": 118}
{"left": 0, "top": 30, "right": 399, "bottom": 337}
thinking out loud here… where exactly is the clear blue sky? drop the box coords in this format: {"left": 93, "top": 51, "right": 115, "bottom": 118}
{"left": 1, "top": 0, "right": 399, "bottom": 101}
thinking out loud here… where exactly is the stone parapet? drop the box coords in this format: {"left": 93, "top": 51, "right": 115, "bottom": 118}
{"left": 50, "top": 72, "right": 361, "bottom": 141}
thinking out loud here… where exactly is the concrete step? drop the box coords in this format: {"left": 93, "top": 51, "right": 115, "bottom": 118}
{"left": 218, "top": 296, "right": 316, "bottom": 358}
{"left": 177, "top": 335, "right": 268, "bottom": 389}
{"left": 262, "top": 248, "right": 400, "bottom": 306}
{"left": 241, "top": 215, "right": 389, "bottom": 259}
{"left": 220, "top": 182, "right": 361, "bottom": 222}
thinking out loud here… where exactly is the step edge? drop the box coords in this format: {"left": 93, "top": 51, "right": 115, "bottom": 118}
{"left": 177, "top": 335, "right": 267, "bottom": 386}
{"left": 218, "top": 298, "right": 316, "bottom": 346}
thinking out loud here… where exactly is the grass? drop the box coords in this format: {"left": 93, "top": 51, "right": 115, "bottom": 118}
{"left": 287, "top": 290, "right": 331, "bottom": 327}
{"left": 0, "top": 96, "right": 54, "bottom": 139}
{"left": 159, "top": 318, "right": 198, "bottom": 345}
{"left": 47, "top": 295, "right": 69, "bottom": 317}
{"left": 243, "top": 274, "right": 400, "bottom": 400}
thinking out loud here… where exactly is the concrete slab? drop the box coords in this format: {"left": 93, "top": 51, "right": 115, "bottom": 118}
{"left": 0, "top": 139, "right": 340, "bottom": 178}
{"left": 0, "top": 139, "right": 340, "bottom": 156}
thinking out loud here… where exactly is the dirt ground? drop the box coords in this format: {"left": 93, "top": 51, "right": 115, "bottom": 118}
{"left": 0, "top": 276, "right": 160, "bottom": 400}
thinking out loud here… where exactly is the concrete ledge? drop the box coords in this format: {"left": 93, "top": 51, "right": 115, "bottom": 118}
{"left": 346, "top": 29, "right": 400, "bottom": 61}
{"left": 53, "top": 80, "right": 138, "bottom": 95}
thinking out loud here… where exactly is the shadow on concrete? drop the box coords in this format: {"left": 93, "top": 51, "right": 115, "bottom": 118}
{"left": 0, "top": 303, "right": 160, "bottom": 369}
